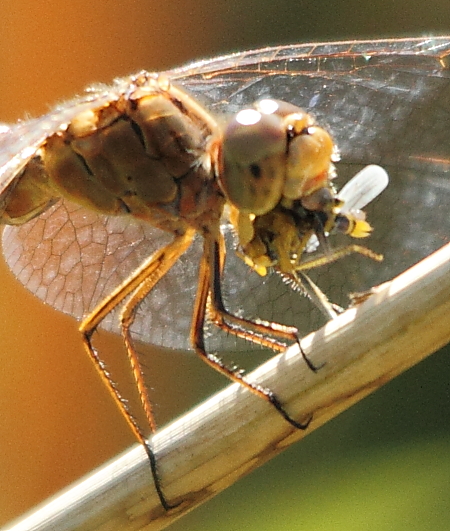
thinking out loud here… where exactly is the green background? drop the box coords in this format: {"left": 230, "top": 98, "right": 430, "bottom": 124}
{"left": 0, "top": 1, "right": 449, "bottom": 529}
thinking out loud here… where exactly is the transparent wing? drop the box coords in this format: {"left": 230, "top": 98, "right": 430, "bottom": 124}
{"left": 2, "top": 37, "right": 450, "bottom": 351}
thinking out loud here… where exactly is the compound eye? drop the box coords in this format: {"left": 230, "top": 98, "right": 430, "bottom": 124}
{"left": 283, "top": 124, "right": 334, "bottom": 199}
{"left": 219, "top": 108, "right": 287, "bottom": 215}
{"left": 256, "top": 98, "right": 303, "bottom": 117}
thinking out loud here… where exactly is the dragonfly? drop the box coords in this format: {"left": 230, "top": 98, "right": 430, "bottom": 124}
{"left": 1, "top": 36, "right": 450, "bottom": 510}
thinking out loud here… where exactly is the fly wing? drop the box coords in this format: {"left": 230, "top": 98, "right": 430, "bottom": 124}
{"left": 337, "top": 165, "right": 389, "bottom": 212}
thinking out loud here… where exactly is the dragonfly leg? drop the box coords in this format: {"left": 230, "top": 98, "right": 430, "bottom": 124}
{"left": 79, "top": 228, "right": 195, "bottom": 511}
{"left": 213, "top": 235, "right": 321, "bottom": 371}
{"left": 296, "top": 244, "right": 383, "bottom": 271}
{"left": 119, "top": 230, "right": 195, "bottom": 432}
{"left": 190, "top": 234, "right": 312, "bottom": 430}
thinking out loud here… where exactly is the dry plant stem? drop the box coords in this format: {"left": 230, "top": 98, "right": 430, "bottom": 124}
{"left": 5, "top": 242, "right": 450, "bottom": 531}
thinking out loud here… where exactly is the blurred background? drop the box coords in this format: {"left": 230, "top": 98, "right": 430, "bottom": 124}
{"left": 0, "top": 1, "right": 449, "bottom": 530}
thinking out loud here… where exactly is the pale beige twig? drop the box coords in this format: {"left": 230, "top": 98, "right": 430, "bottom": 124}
{"left": 4, "top": 242, "right": 450, "bottom": 531}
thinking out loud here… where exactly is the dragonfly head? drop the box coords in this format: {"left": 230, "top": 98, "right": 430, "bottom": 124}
{"left": 218, "top": 99, "right": 335, "bottom": 216}
{"left": 218, "top": 99, "right": 387, "bottom": 276}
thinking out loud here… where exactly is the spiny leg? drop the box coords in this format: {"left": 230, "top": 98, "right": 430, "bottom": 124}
{"left": 277, "top": 244, "right": 383, "bottom": 323}
{"left": 209, "top": 235, "right": 321, "bottom": 372}
{"left": 191, "top": 234, "right": 312, "bottom": 430}
{"left": 290, "top": 244, "right": 383, "bottom": 321}
{"left": 281, "top": 270, "right": 342, "bottom": 321}
{"left": 296, "top": 244, "right": 383, "bottom": 272}
{"left": 79, "top": 228, "right": 195, "bottom": 510}
{"left": 119, "top": 231, "right": 195, "bottom": 433}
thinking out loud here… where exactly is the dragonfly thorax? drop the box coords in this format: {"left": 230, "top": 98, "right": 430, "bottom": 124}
{"left": 1, "top": 75, "right": 225, "bottom": 235}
